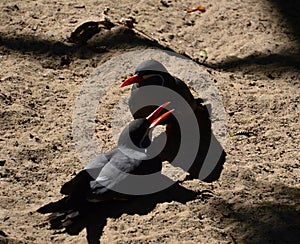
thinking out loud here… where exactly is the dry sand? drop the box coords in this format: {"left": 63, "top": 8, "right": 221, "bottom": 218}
{"left": 0, "top": 0, "right": 299, "bottom": 243}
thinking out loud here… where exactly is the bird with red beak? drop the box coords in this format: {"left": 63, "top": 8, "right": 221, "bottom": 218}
{"left": 121, "top": 60, "right": 226, "bottom": 182}
{"left": 121, "top": 60, "right": 197, "bottom": 118}
{"left": 38, "top": 102, "right": 174, "bottom": 215}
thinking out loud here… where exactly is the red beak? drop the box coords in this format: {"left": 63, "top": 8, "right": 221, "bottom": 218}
{"left": 146, "top": 102, "right": 174, "bottom": 129}
{"left": 149, "top": 110, "right": 174, "bottom": 129}
{"left": 120, "top": 74, "right": 144, "bottom": 87}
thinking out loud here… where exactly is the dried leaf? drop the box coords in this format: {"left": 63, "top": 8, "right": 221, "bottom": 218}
{"left": 117, "top": 17, "right": 137, "bottom": 29}
{"left": 68, "top": 18, "right": 115, "bottom": 44}
{"left": 187, "top": 5, "right": 206, "bottom": 13}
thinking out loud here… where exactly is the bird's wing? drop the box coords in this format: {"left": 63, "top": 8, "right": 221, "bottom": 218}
{"left": 173, "top": 77, "right": 197, "bottom": 110}
{"left": 87, "top": 150, "right": 142, "bottom": 201}
{"left": 60, "top": 149, "right": 117, "bottom": 195}
{"left": 83, "top": 149, "right": 117, "bottom": 178}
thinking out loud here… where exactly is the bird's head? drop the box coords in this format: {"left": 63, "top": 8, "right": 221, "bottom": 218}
{"left": 118, "top": 102, "right": 174, "bottom": 151}
{"left": 120, "top": 60, "right": 172, "bottom": 88}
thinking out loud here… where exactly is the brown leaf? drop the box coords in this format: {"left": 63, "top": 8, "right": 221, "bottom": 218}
{"left": 187, "top": 5, "right": 206, "bottom": 13}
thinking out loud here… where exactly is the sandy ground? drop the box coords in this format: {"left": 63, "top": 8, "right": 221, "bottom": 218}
{"left": 0, "top": 0, "right": 299, "bottom": 243}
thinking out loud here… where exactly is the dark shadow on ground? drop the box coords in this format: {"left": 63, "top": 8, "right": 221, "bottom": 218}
{"left": 210, "top": 183, "right": 300, "bottom": 244}
{"left": 269, "top": 0, "right": 300, "bottom": 41}
{"left": 202, "top": 52, "right": 300, "bottom": 73}
{"left": 38, "top": 175, "right": 200, "bottom": 244}
{"left": 1, "top": 20, "right": 299, "bottom": 74}
{"left": 0, "top": 26, "right": 180, "bottom": 70}
{"left": 202, "top": 0, "right": 300, "bottom": 73}
{"left": 0, "top": 26, "right": 172, "bottom": 59}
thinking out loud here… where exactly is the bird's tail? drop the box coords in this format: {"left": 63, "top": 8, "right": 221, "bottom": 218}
{"left": 37, "top": 197, "right": 70, "bottom": 214}
{"left": 60, "top": 170, "right": 93, "bottom": 196}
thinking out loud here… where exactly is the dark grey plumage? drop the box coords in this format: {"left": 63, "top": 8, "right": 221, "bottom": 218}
{"left": 121, "top": 60, "right": 226, "bottom": 182}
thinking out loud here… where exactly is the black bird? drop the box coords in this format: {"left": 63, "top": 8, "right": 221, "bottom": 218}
{"left": 38, "top": 102, "right": 174, "bottom": 214}
{"left": 121, "top": 59, "right": 197, "bottom": 118}
{"left": 120, "top": 60, "right": 226, "bottom": 182}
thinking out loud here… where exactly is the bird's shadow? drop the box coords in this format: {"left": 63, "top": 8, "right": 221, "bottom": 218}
{"left": 38, "top": 175, "right": 200, "bottom": 244}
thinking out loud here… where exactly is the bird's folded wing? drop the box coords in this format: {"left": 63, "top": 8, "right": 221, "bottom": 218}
{"left": 174, "top": 77, "right": 196, "bottom": 104}
{"left": 60, "top": 150, "right": 116, "bottom": 195}
{"left": 88, "top": 152, "right": 141, "bottom": 198}
{"left": 84, "top": 150, "right": 116, "bottom": 178}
